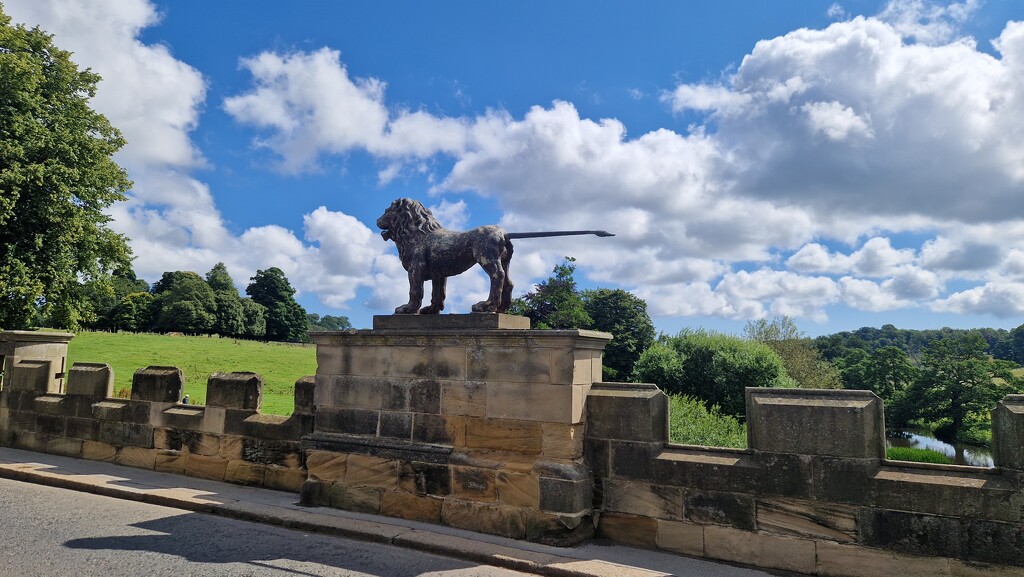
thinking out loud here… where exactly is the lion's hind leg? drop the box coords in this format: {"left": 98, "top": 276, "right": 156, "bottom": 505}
{"left": 471, "top": 257, "right": 504, "bottom": 313}
{"left": 498, "top": 240, "right": 514, "bottom": 313}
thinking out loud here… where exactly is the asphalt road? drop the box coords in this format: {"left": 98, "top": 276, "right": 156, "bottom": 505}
{"left": 0, "top": 477, "right": 533, "bottom": 577}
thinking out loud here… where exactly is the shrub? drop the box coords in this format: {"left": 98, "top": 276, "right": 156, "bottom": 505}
{"left": 668, "top": 395, "right": 747, "bottom": 448}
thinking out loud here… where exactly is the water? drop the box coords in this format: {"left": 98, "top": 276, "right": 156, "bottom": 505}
{"left": 885, "top": 429, "right": 994, "bottom": 467}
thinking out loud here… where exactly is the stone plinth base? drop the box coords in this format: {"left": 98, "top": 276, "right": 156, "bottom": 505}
{"left": 306, "top": 317, "right": 610, "bottom": 545}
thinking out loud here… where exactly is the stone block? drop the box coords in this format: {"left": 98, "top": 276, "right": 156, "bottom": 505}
{"left": 467, "top": 345, "right": 552, "bottom": 384}
{"left": 131, "top": 366, "right": 184, "bottom": 403}
{"left": 993, "top": 395, "right": 1024, "bottom": 471}
{"left": 585, "top": 438, "right": 610, "bottom": 480}
{"left": 264, "top": 465, "right": 306, "bottom": 492}
{"left": 218, "top": 435, "right": 243, "bottom": 460}
{"left": 329, "top": 484, "right": 382, "bottom": 514}
{"left": 398, "top": 462, "right": 451, "bottom": 496}
{"left": 7, "top": 359, "right": 52, "bottom": 393}
{"left": 703, "top": 525, "right": 816, "bottom": 575}
{"left": 441, "top": 499, "right": 526, "bottom": 540}
{"left": 603, "top": 479, "right": 683, "bottom": 520}
{"left": 684, "top": 490, "right": 755, "bottom": 530}
{"left": 98, "top": 421, "right": 154, "bottom": 448}
{"left": 306, "top": 450, "right": 348, "bottom": 482}
{"left": 412, "top": 413, "right": 464, "bottom": 446}
{"left": 452, "top": 466, "right": 497, "bottom": 502}
{"left": 747, "top": 388, "right": 885, "bottom": 458}
{"left": 66, "top": 363, "right": 113, "bottom": 398}
{"left": 315, "top": 375, "right": 407, "bottom": 411}
{"left": 485, "top": 382, "right": 588, "bottom": 424}
{"left": 656, "top": 520, "right": 704, "bottom": 556}
{"left": 372, "top": 313, "right": 529, "bottom": 330}
{"left": 293, "top": 375, "right": 315, "bottom": 413}
{"left": 409, "top": 379, "right": 441, "bottom": 413}
{"left": 206, "top": 372, "right": 262, "bottom": 410}
{"left": 950, "top": 560, "right": 1024, "bottom": 577}
{"left": 588, "top": 382, "right": 667, "bottom": 442}
{"left": 597, "top": 512, "right": 658, "bottom": 548}
{"left": 379, "top": 412, "right": 412, "bottom": 439}
{"left": 962, "top": 519, "right": 1024, "bottom": 566}
{"left": 756, "top": 497, "right": 859, "bottom": 543}
{"left": 201, "top": 406, "right": 226, "bottom": 434}
{"left": 226, "top": 459, "right": 266, "bottom": 485}
{"left": 382, "top": 491, "right": 443, "bottom": 523}
{"left": 464, "top": 418, "right": 542, "bottom": 454}
{"left": 239, "top": 413, "right": 296, "bottom": 441}
{"left": 45, "top": 437, "right": 82, "bottom": 458}
{"left": 315, "top": 407, "right": 380, "bottom": 436}
{"left": 390, "top": 346, "right": 466, "bottom": 380}
{"left": 13, "top": 430, "right": 47, "bottom": 452}
{"left": 176, "top": 430, "right": 220, "bottom": 456}
{"left": 812, "top": 456, "right": 878, "bottom": 504}
{"left": 541, "top": 423, "right": 584, "bottom": 460}
{"left": 610, "top": 441, "right": 660, "bottom": 480}
{"left": 757, "top": 452, "right": 813, "bottom": 498}
{"left": 523, "top": 510, "right": 594, "bottom": 546}
{"left": 155, "top": 450, "right": 187, "bottom": 474}
{"left": 652, "top": 448, "right": 759, "bottom": 493}
{"left": 539, "top": 476, "right": 592, "bottom": 514}
{"left": 82, "top": 440, "right": 117, "bottom": 462}
{"left": 185, "top": 453, "right": 228, "bottom": 481}
{"left": 551, "top": 348, "right": 601, "bottom": 386}
{"left": 160, "top": 406, "right": 205, "bottom": 430}
{"left": 35, "top": 414, "right": 65, "bottom": 436}
{"left": 496, "top": 471, "right": 539, "bottom": 508}
{"left": 345, "top": 454, "right": 399, "bottom": 489}
{"left": 116, "top": 446, "right": 157, "bottom": 469}
{"left": 440, "top": 380, "right": 486, "bottom": 417}
{"left": 243, "top": 438, "right": 302, "bottom": 468}
{"left": 0, "top": 406, "right": 8, "bottom": 431}
{"left": 870, "top": 467, "right": 1021, "bottom": 523}
{"left": 816, "top": 541, "right": 953, "bottom": 577}
{"left": 33, "top": 395, "right": 65, "bottom": 416}
{"left": 863, "top": 509, "right": 964, "bottom": 559}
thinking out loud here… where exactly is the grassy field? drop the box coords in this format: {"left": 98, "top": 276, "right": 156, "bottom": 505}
{"left": 66, "top": 331, "right": 317, "bottom": 415}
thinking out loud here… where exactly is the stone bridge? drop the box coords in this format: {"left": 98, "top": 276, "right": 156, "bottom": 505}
{"left": 1, "top": 322, "right": 1021, "bottom": 577}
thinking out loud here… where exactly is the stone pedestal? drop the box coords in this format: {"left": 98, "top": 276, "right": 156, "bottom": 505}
{"left": 304, "top": 314, "right": 610, "bottom": 545}
{"left": 0, "top": 330, "right": 74, "bottom": 394}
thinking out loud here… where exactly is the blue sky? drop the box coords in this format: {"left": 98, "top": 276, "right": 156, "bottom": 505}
{"left": 9, "top": 0, "right": 1024, "bottom": 336}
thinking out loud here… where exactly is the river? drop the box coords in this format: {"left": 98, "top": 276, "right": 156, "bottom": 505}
{"left": 885, "top": 429, "right": 993, "bottom": 467}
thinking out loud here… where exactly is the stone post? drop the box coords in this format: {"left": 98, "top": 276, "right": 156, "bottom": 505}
{"left": 993, "top": 394, "right": 1024, "bottom": 471}
{"left": 0, "top": 330, "right": 74, "bottom": 394}
{"left": 304, "top": 313, "right": 610, "bottom": 545}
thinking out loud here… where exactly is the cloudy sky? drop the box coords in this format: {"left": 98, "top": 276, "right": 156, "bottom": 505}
{"left": 8, "top": 0, "right": 1024, "bottom": 335}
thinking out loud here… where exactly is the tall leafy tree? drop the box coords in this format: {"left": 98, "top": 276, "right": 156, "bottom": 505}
{"left": 205, "top": 262, "right": 235, "bottom": 293}
{"left": 510, "top": 257, "right": 592, "bottom": 329}
{"left": 582, "top": 288, "right": 655, "bottom": 381}
{"left": 151, "top": 271, "right": 216, "bottom": 334}
{"left": 308, "top": 313, "right": 352, "bottom": 331}
{"left": 902, "top": 333, "right": 1020, "bottom": 440}
{"left": 745, "top": 316, "right": 841, "bottom": 389}
{"left": 246, "top": 267, "right": 307, "bottom": 342}
{"left": 238, "top": 298, "right": 267, "bottom": 339}
{"left": 0, "top": 8, "right": 133, "bottom": 329}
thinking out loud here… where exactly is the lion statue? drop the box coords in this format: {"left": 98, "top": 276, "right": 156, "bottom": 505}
{"left": 376, "top": 198, "right": 514, "bottom": 314}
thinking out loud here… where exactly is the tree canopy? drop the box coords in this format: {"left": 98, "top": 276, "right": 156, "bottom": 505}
{"left": 583, "top": 288, "right": 655, "bottom": 381}
{"left": 509, "top": 257, "right": 592, "bottom": 330}
{"left": 246, "top": 267, "right": 307, "bottom": 342}
{"left": 0, "top": 7, "right": 133, "bottom": 329}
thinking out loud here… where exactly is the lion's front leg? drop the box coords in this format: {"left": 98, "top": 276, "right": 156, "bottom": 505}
{"left": 396, "top": 268, "right": 424, "bottom": 314}
{"left": 419, "top": 277, "right": 446, "bottom": 314}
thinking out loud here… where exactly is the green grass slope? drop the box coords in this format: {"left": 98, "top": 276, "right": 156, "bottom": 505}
{"left": 66, "top": 331, "right": 316, "bottom": 415}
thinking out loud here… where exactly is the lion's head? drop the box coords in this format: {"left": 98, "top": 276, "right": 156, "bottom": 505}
{"left": 376, "top": 198, "right": 443, "bottom": 244}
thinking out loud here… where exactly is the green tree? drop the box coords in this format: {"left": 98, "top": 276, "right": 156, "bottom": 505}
{"left": 111, "top": 291, "right": 154, "bottom": 332}
{"left": 902, "top": 333, "right": 1020, "bottom": 440}
{"left": 510, "top": 257, "right": 592, "bottom": 330}
{"left": 212, "top": 291, "right": 246, "bottom": 337}
{"left": 582, "top": 288, "right": 655, "bottom": 381}
{"left": 238, "top": 298, "right": 267, "bottom": 339}
{"left": 308, "top": 313, "right": 352, "bottom": 331}
{"left": 205, "top": 262, "right": 235, "bottom": 293}
{"left": 246, "top": 267, "right": 307, "bottom": 342}
{"left": 745, "top": 316, "right": 841, "bottom": 389}
{"left": 0, "top": 8, "right": 133, "bottom": 329}
{"left": 151, "top": 271, "right": 216, "bottom": 334}
{"left": 633, "top": 330, "right": 793, "bottom": 418}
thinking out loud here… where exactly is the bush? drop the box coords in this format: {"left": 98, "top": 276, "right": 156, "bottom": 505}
{"left": 634, "top": 330, "right": 793, "bottom": 417}
{"left": 668, "top": 395, "right": 747, "bottom": 448}
{"left": 885, "top": 446, "right": 954, "bottom": 465}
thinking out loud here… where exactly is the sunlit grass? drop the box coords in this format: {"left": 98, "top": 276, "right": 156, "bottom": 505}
{"left": 66, "top": 331, "right": 316, "bottom": 415}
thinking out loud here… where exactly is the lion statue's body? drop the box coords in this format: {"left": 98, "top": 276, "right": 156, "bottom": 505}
{"left": 376, "top": 198, "right": 514, "bottom": 314}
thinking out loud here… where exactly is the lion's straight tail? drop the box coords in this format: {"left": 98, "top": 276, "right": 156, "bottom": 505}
{"left": 506, "top": 230, "right": 614, "bottom": 239}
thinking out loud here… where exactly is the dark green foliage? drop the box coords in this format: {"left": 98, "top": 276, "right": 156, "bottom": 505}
{"left": 246, "top": 267, "right": 307, "bottom": 342}
{"left": 510, "top": 257, "right": 592, "bottom": 329}
{"left": 239, "top": 298, "right": 267, "bottom": 339}
{"left": 633, "top": 330, "right": 793, "bottom": 417}
{"left": 668, "top": 394, "right": 747, "bottom": 448}
{"left": 896, "top": 333, "right": 1021, "bottom": 439}
{"left": 151, "top": 271, "right": 217, "bottom": 334}
{"left": 745, "top": 316, "right": 840, "bottom": 389}
{"left": 0, "top": 8, "right": 133, "bottom": 329}
{"left": 582, "top": 288, "right": 655, "bottom": 381}
{"left": 205, "top": 262, "right": 235, "bottom": 293}
{"left": 308, "top": 313, "right": 352, "bottom": 331}
{"left": 885, "top": 446, "right": 954, "bottom": 465}
{"left": 111, "top": 291, "right": 154, "bottom": 332}
{"left": 993, "top": 323, "right": 1024, "bottom": 365}
{"left": 213, "top": 291, "right": 247, "bottom": 337}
